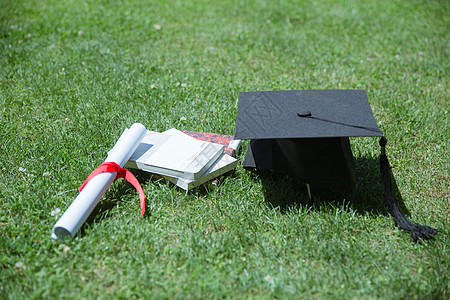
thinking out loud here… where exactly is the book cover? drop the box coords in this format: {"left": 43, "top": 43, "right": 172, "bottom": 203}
{"left": 180, "top": 130, "right": 241, "bottom": 157}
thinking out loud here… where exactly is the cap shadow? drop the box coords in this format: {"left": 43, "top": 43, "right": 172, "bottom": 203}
{"left": 257, "top": 156, "right": 411, "bottom": 217}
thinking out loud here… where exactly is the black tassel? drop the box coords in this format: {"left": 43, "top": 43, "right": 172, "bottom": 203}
{"left": 379, "top": 137, "right": 438, "bottom": 242}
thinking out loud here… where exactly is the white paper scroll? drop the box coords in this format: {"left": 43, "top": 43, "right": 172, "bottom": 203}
{"left": 51, "top": 123, "right": 147, "bottom": 240}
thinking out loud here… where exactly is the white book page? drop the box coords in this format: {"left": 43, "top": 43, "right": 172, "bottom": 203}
{"left": 129, "top": 132, "right": 167, "bottom": 162}
{"left": 146, "top": 136, "right": 208, "bottom": 171}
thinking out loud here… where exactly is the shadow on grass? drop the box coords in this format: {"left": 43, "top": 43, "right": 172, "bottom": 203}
{"left": 77, "top": 168, "right": 239, "bottom": 237}
{"left": 76, "top": 170, "right": 159, "bottom": 237}
{"left": 257, "top": 156, "right": 411, "bottom": 217}
{"left": 77, "top": 156, "right": 407, "bottom": 237}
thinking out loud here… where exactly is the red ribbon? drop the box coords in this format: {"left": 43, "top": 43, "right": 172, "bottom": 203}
{"left": 79, "top": 162, "right": 145, "bottom": 217}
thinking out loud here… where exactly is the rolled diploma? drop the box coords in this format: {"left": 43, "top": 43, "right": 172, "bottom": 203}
{"left": 52, "top": 123, "right": 147, "bottom": 240}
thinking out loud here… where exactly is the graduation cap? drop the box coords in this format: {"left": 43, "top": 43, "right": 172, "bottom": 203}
{"left": 234, "top": 90, "right": 437, "bottom": 242}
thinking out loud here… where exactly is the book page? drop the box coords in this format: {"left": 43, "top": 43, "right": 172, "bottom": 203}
{"left": 144, "top": 135, "right": 210, "bottom": 171}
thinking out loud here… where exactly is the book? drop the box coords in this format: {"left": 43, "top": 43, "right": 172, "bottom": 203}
{"left": 124, "top": 129, "right": 224, "bottom": 180}
{"left": 161, "top": 153, "right": 237, "bottom": 190}
{"left": 160, "top": 129, "right": 239, "bottom": 190}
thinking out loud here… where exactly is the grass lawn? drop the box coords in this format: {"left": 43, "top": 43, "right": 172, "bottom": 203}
{"left": 1, "top": 0, "right": 448, "bottom": 298}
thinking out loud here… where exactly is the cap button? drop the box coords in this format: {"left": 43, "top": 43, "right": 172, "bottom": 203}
{"left": 297, "top": 111, "right": 312, "bottom": 117}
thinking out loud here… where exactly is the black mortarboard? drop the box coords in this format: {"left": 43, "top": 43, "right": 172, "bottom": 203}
{"left": 234, "top": 90, "right": 437, "bottom": 242}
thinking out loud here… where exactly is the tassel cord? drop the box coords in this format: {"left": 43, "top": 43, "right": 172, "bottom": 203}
{"left": 379, "top": 137, "right": 438, "bottom": 242}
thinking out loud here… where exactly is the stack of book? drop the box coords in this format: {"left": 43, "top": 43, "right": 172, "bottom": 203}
{"left": 123, "top": 128, "right": 241, "bottom": 190}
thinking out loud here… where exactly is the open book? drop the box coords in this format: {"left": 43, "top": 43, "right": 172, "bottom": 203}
{"left": 159, "top": 129, "right": 238, "bottom": 190}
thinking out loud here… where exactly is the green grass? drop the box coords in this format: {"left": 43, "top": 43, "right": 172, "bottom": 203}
{"left": 1, "top": 0, "right": 449, "bottom": 298}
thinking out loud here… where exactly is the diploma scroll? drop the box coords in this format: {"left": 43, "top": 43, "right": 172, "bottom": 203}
{"left": 52, "top": 123, "right": 147, "bottom": 240}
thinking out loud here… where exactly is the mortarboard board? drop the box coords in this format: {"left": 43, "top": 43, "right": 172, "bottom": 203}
{"left": 234, "top": 90, "right": 438, "bottom": 242}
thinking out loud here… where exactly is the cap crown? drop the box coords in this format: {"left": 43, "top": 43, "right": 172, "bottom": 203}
{"left": 235, "top": 90, "right": 383, "bottom": 140}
